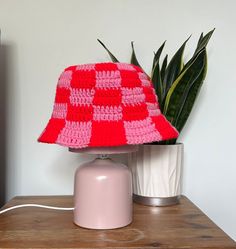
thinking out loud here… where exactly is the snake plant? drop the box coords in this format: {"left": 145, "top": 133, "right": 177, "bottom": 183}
{"left": 98, "top": 29, "right": 214, "bottom": 144}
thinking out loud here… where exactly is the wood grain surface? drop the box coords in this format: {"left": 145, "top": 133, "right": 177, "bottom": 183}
{"left": 0, "top": 195, "right": 235, "bottom": 249}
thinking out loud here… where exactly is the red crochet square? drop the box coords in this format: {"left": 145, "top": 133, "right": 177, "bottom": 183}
{"left": 122, "top": 103, "right": 148, "bottom": 121}
{"left": 120, "top": 70, "right": 142, "bottom": 87}
{"left": 152, "top": 115, "right": 179, "bottom": 140}
{"left": 143, "top": 86, "right": 157, "bottom": 103}
{"left": 38, "top": 118, "right": 65, "bottom": 143}
{"left": 93, "top": 89, "right": 122, "bottom": 106}
{"left": 95, "top": 63, "right": 118, "bottom": 71}
{"left": 55, "top": 87, "right": 70, "bottom": 103}
{"left": 90, "top": 120, "right": 126, "bottom": 146}
{"left": 71, "top": 70, "right": 96, "bottom": 88}
{"left": 64, "top": 66, "right": 77, "bottom": 72}
{"left": 66, "top": 104, "right": 93, "bottom": 122}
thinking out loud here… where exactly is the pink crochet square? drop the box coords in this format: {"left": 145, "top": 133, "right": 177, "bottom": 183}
{"left": 95, "top": 70, "right": 121, "bottom": 88}
{"left": 146, "top": 103, "right": 161, "bottom": 117}
{"left": 76, "top": 64, "right": 95, "bottom": 71}
{"left": 57, "top": 70, "right": 72, "bottom": 89}
{"left": 52, "top": 103, "right": 67, "bottom": 119}
{"left": 70, "top": 88, "right": 95, "bottom": 106}
{"left": 117, "top": 63, "right": 136, "bottom": 71}
{"left": 93, "top": 105, "right": 122, "bottom": 121}
{"left": 121, "top": 87, "right": 145, "bottom": 105}
{"left": 124, "top": 117, "right": 162, "bottom": 144}
{"left": 138, "top": 72, "right": 151, "bottom": 87}
{"left": 56, "top": 121, "right": 92, "bottom": 148}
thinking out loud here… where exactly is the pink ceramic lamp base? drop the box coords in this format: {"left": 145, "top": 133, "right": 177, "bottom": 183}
{"left": 71, "top": 145, "right": 137, "bottom": 230}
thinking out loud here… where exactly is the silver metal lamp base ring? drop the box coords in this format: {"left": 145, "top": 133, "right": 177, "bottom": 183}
{"left": 133, "top": 194, "right": 180, "bottom": 206}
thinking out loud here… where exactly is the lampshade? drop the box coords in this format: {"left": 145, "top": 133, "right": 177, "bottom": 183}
{"left": 38, "top": 62, "right": 178, "bottom": 148}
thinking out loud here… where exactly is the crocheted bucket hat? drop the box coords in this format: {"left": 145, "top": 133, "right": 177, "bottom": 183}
{"left": 38, "top": 62, "right": 178, "bottom": 148}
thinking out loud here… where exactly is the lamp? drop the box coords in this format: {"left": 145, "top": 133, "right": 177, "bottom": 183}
{"left": 38, "top": 62, "right": 178, "bottom": 229}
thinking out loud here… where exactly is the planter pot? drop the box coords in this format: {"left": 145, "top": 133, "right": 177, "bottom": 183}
{"left": 128, "top": 143, "right": 183, "bottom": 206}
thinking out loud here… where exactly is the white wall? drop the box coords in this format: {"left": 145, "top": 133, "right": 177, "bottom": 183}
{"left": 0, "top": 0, "right": 235, "bottom": 240}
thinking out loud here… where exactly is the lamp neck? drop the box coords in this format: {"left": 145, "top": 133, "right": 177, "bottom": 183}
{"left": 97, "top": 154, "right": 110, "bottom": 160}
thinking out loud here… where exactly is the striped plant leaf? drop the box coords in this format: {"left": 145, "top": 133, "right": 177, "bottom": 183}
{"left": 162, "top": 36, "right": 190, "bottom": 97}
{"left": 151, "top": 61, "right": 163, "bottom": 109}
{"left": 163, "top": 49, "right": 206, "bottom": 126}
{"left": 174, "top": 50, "right": 207, "bottom": 132}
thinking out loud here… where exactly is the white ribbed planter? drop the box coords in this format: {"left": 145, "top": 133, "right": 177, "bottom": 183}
{"left": 128, "top": 144, "right": 183, "bottom": 206}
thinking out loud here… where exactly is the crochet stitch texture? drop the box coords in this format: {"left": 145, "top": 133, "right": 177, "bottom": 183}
{"left": 38, "top": 62, "right": 178, "bottom": 148}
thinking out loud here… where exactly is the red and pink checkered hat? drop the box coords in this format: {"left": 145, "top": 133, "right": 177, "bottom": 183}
{"left": 38, "top": 62, "right": 178, "bottom": 148}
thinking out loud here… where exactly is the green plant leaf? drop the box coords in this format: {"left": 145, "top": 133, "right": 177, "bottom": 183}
{"left": 174, "top": 50, "right": 207, "bottom": 132}
{"left": 161, "top": 54, "right": 168, "bottom": 82}
{"left": 162, "top": 36, "right": 191, "bottom": 97}
{"left": 159, "top": 54, "right": 169, "bottom": 111}
{"left": 197, "top": 32, "right": 204, "bottom": 47}
{"left": 163, "top": 49, "right": 206, "bottom": 127}
{"left": 151, "top": 61, "right": 163, "bottom": 109}
{"left": 194, "top": 28, "right": 215, "bottom": 56}
{"left": 151, "top": 41, "right": 166, "bottom": 73}
{"left": 97, "top": 39, "right": 119, "bottom": 62}
{"left": 130, "top": 41, "right": 142, "bottom": 67}
{"left": 183, "top": 29, "right": 214, "bottom": 70}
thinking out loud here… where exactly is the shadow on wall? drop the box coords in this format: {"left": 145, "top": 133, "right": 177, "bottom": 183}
{"left": 0, "top": 44, "right": 8, "bottom": 207}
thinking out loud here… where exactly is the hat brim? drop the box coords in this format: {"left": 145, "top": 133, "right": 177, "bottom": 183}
{"left": 38, "top": 114, "right": 178, "bottom": 148}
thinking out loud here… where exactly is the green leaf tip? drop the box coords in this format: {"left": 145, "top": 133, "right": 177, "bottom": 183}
{"left": 151, "top": 40, "right": 166, "bottom": 72}
{"left": 130, "top": 41, "right": 141, "bottom": 67}
{"left": 97, "top": 39, "right": 119, "bottom": 63}
{"left": 194, "top": 28, "right": 215, "bottom": 56}
{"left": 162, "top": 35, "right": 190, "bottom": 98}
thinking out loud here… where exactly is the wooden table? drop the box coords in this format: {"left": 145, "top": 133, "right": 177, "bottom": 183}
{"left": 0, "top": 196, "right": 235, "bottom": 249}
